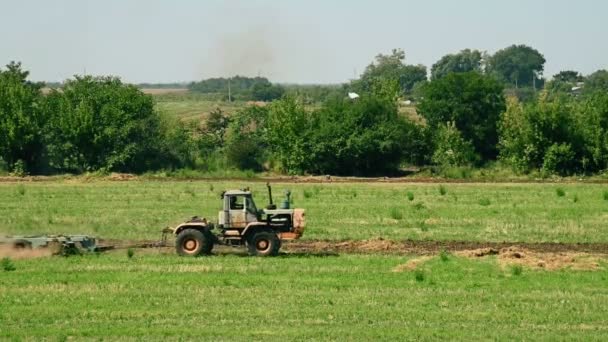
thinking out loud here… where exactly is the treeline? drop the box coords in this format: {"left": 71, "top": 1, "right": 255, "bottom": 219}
{"left": 188, "top": 76, "right": 285, "bottom": 102}
{"left": 2, "top": 42, "right": 608, "bottom": 177}
{"left": 0, "top": 62, "right": 193, "bottom": 175}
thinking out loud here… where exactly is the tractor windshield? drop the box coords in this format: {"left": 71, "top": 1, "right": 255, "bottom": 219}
{"left": 245, "top": 195, "right": 258, "bottom": 215}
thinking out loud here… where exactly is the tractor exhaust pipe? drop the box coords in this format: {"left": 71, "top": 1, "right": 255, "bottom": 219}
{"left": 266, "top": 183, "right": 277, "bottom": 209}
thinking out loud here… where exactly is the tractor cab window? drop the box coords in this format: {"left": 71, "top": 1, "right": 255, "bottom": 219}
{"left": 229, "top": 196, "right": 244, "bottom": 210}
{"left": 245, "top": 196, "right": 258, "bottom": 215}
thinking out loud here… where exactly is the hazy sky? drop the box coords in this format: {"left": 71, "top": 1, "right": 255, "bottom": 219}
{"left": 1, "top": 0, "right": 606, "bottom": 84}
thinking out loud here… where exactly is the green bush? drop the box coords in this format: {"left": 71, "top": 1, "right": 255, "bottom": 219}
{"left": 418, "top": 72, "right": 506, "bottom": 160}
{"left": 431, "top": 122, "right": 479, "bottom": 167}
{"left": 45, "top": 76, "right": 193, "bottom": 173}
{"left": 439, "top": 185, "right": 447, "bottom": 196}
{"left": 0, "top": 62, "right": 47, "bottom": 174}
{"left": 2, "top": 257, "right": 16, "bottom": 272}
{"left": 556, "top": 188, "right": 566, "bottom": 197}
{"left": 389, "top": 207, "right": 403, "bottom": 220}
{"left": 406, "top": 191, "right": 415, "bottom": 201}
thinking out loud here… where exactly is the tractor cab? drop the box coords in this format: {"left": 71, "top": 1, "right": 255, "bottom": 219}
{"left": 219, "top": 190, "right": 259, "bottom": 229}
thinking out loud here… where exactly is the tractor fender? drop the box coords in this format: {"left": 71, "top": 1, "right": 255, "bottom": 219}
{"left": 173, "top": 222, "right": 210, "bottom": 236}
{"left": 241, "top": 222, "right": 270, "bottom": 239}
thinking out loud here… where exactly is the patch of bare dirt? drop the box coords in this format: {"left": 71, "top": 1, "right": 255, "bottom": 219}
{"left": 107, "top": 173, "right": 137, "bottom": 181}
{"left": 282, "top": 239, "right": 608, "bottom": 256}
{"left": 0, "top": 246, "right": 53, "bottom": 260}
{"left": 392, "top": 256, "right": 433, "bottom": 272}
{"left": 456, "top": 246, "right": 604, "bottom": 271}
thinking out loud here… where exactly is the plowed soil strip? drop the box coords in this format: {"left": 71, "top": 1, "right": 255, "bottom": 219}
{"left": 104, "top": 239, "right": 608, "bottom": 255}
{"left": 282, "top": 239, "right": 608, "bottom": 255}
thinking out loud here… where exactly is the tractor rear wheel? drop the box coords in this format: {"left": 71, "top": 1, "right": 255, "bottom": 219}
{"left": 247, "top": 231, "right": 280, "bottom": 257}
{"left": 176, "top": 229, "right": 214, "bottom": 256}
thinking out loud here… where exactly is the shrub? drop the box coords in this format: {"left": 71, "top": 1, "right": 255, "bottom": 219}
{"left": 303, "top": 189, "right": 313, "bottom": 199}
{"left": 127, "top": 248, "right": 135, "bottom": 259}
{"left": 573, "top": 194, "right": 579, "bottom": 203}
{"left": 556, "top": 188, "right": 566, "bottom": 197}
{"left": 406, "top": 191, "right": 415, "bottom": 201}
{"left": 0, "top": 62, "right": 47, "bottom": 174}
{"left": 389, "top": 207, "right": 403, "bottom": 220}
{"left": 604, "top": 191, "right": 608, "bottom": 201}
{"left": 542, "top": 143, "right": 575, "bottom": 176}
{"left": 45, "top": 76, "right": 192, "bottom": 173}
{"left": 431, "top": 122, "right": 479, "bottom": 167}
{"left": 17, "top": 184, "right": 25, "bottom": 196}
{"left": 2, "top": 257, "right": 16, "bottom": 272}
{"left": 418, "top": 72, "right": 506, "bottom": 160}
{"left": 478, "top": 198, "right": 491, "bottom": 206}
{"left": 439, "top": 185, "right": 447, "bottom": 196}
{"left": 439, "top": 250, "right": 450, "bottom": 262}
{"left": 414, "top": 269, "right": 425, "bottom": 282}
{"left": 511, "top": 265, "right": 523, "bottom": 276}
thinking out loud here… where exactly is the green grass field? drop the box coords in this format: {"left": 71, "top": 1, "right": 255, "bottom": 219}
{"left": 1, "top": 252, "right": 607, "bottom": 340}
{"left": 153, "top": 92, "right": 247, "bottom": 121}
{"left": 1, "top": 181, "right": 607, "bottom": 243}
{"left": 2, "top": 180, "right": 608, "bottom": 340}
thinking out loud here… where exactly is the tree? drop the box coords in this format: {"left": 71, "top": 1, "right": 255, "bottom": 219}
{"left": 431, "top": 49, "right": 483, "bottom": 80}
{"left": 45, "top": 76, "right": 192, "bottom": 173}
{"left": 486, "top": 44, "right": 546, "bottom": 88}
{"left": 584, "top": 70, "right": 608, "bottom": 94}
{"left": 417, "top": 72, "right": 506, "bottom": 160}
{"left": 224, "top": 106, "right": 269, "bottom": 171}
{"left": 353, "top": 49, "right": 427, "bottom": 95}
{"left": 553, "top": 70, "right": 583, "bottom": 83}
{"left": 0, "top": 62, "right": 46, "bottom": 173}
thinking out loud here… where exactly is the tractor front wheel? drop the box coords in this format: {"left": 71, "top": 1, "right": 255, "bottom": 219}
{"left": 176, "top": 229, "right": 214, "bottom": 256}
{"left": 247, "top": 231, "right": 280, "bottom": 257}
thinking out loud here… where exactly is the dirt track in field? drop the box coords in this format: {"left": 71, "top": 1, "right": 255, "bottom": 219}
{"left": 2, "top": 174, "right": 608, "bottom": 184}
{"left": 103, "top": 238, "right": 608, "bottom": 256}
{"left": 281, "top": 239, "right": 608, "bottom": 255}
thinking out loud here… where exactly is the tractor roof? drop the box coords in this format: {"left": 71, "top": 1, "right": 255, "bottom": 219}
{"left": 224, "top": 190, "right": 252, "bottom": 196}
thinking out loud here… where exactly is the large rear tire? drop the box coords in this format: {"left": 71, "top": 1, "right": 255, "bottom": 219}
{"left": 247, "top": 231, "right": 280, "bottom": 257}
{"left": 176, "top": 229, "right": 214, "bottom": 256}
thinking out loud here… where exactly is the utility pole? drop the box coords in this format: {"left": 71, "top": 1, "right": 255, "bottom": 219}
{"left": 228, "top": 78, "right": 232, "bottom": 102}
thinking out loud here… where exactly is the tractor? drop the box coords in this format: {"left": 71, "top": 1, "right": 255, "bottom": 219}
{"left": 167, "top": 184, "right": 305, "bottom": 256}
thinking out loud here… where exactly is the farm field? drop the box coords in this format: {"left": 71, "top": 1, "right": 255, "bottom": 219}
{"left": 152, "top": 92, "right": 247, "bottom": 121}
{"left": 1, "top": 252, "right": 608, "bottom": 340}
{"left": 2, "top": 180, "right": 608, "bottom": 340}
{"left": 0, "top": 180, "right": 607, "bottom": 243}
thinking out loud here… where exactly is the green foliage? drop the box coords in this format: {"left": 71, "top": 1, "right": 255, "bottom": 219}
{"left": 603, "top": 191, "right": 608, "bottom": 201}
{"left": 44, "top": 76, "right": 193, "bottom": 173}
{"left": 439, "top": 250, "right": 450, "bottom": 262}
{"left": 127, "top": 248, "right": 135, "bottom": 259}
{"left": 224, "top": 106, "right": 269, "bottom": 171}
{"left": 351, "top": 49, "right": 427, "bottom": 95}
{"left": 431, "top": 122, "right": 479, "bottom": 167}
{"left": 189, "top": 76, "right": 283, "bottom": 101}
{"left": 0, "top": 62, "right": 47, "bottom": 173}
{"left": 284, "top": 84, "right": 344, "bottom": 104}
{"left": 389, "top": 207, "right": 403, "bottom": 220}
{"left": 431, "top": 49, "right": 483, "bottom": 80}
{"left": 265, "top": 94, "right": 422, "bottom": 176}
{"left": 2, "top": 257, "right": 16, "bottom": 271}
{"left": 499, "top": 92, "right": 608, "bottom": 175}
{"left": 16, "top": 184, "right": 25, "bottom": 196}
{"left": 511, "top": 264, "right": 523, "bottom": 276}
{"left": 556, "top": 188, "right": 566, "bottom": 197}
{"left": 478, "top": 198, "right": 491, "bottom": 206}
{"left": 486, "top": 44, "right": 546, "bottom": 88}
{"left": 438, "top": 185, "right": 447, "bottom": 196}
{"left": 584, "top": 70, "right": 608, "bottom": 94}
{"left": 414, "top": 269, "right": 425, "bottom": 282}
{"left": 542, "top": 143, "right": 575, "bottom": 175}
{"left": 573, "top": 194, "right": 579, "bottom": 203}
{"left": 418, "top": 72, "right": 506, "bottom": 160}
{"left": 407, "top": 191, "right": 415, "bottom": 201}
{"left": 265, "top": 97, "right": 311, "bottom": 174}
